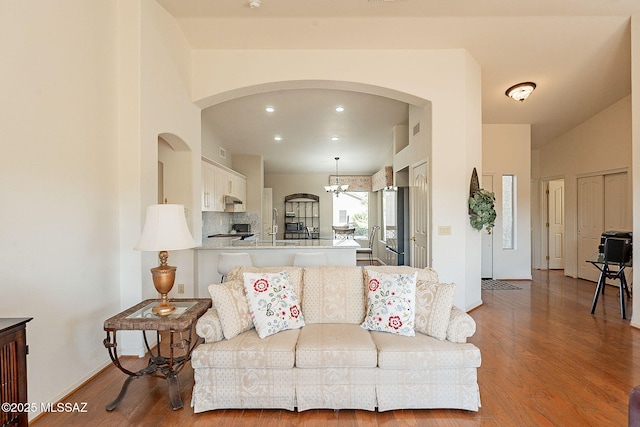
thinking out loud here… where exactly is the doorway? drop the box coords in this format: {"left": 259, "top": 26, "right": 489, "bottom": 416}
{"left": 547, "top": 179, "right": 565, "bottom": 270}
{"left": 410, "top": 160, "right": 429, "bottom": 268}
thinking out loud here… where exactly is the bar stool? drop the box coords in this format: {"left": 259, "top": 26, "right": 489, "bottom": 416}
{"left": 217, "top": 253, "right": 252, "bottom": 282}
{"left": 293, "top": 252, "right": 327, "bottom": 267}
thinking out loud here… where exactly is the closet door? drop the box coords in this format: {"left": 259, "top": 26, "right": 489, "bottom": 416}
{"left": 604, "top": 173, "right": 630, "bottom": 231}
{"left": 577, "top": 172, "right": 630, "bottom": 282}
{"left": 577, "top": 175, "right": 604, "bottom": 282}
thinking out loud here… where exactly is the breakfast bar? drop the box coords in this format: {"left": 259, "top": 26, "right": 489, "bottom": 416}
{"left": 195, "top": 239, "right": 360, "bottom": 297}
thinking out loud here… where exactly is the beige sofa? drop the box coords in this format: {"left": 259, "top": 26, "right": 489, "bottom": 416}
{"left": 191, "top": 265, "right": 481, "bottom": 413}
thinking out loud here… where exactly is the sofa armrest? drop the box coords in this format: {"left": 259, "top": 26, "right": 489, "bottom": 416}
{"left": 195, "top": 307, "right": 224, "bottom": 343}
{"left": 446, "top": 306, "right": 477, "bottom": 343}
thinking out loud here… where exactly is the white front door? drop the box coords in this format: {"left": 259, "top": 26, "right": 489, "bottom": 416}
{"left": 481, "top": 175, "right": 493, "bottom": 279}
{"left": 577, "top": 176, "right": 604, "bottom": 282}
{"left": 548, "top": 179, "right": 565, "bottom": 269}
{"left": 410, "top": 160, "right": 429, "bottom": 268}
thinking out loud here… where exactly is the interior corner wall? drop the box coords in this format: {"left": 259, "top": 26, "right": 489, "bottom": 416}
{"left": 631, "top": 14, "right": 640, "bottom": 329}
{"left": 1, "top": 1, "right": 120, "bottom": 419}
{"left": 482, "top": 124, "right": 532, "bottom": 280}
{"left": 194, "top": 49, "right": 483, "bottom": 311}
{"left": 537, "top": 96, "right": 632, "bottom": 278}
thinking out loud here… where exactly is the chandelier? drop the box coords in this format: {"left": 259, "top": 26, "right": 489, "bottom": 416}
{"left": 324, "top": 157, "right": 349, "bottom": 196}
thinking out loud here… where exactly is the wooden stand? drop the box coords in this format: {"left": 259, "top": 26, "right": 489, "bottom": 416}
{"left": 0, "top": 318, "right": 32, "bottom": 427}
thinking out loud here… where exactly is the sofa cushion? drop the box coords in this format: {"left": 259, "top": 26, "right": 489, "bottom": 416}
{"left": 301, "top": 266, "right": 365, "bottom": 324}
{"left": 243, "top": 271, "right": 305, "bottom": 339}
{"left": 227, "top": 266, "right": 303, "bottom": 299}
{"left": 296, "top": 324, "right": 377, "bottom": 368}
{"left": 191, "top": 328, "right": 300, "bottom": 369}
{"left": 361, "top": 270, "right": 417, "bottom": 336}
{"left": 414, "top": 281, "right": 456, "bottom": 340}
{"left": 370, "top": 330, "right": 481, "bottom": 370}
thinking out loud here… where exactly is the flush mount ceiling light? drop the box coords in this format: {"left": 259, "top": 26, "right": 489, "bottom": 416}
{"left": 335, "top": 106, "right": 345, "bottom": 112}
{"left": 265, "top": 106, "right": 274, "bottom": 113}
{"left": 324, "top": 157, "right": 349, "bottom": 196}
{"left": 331, "top": 136, "right": 340, "bottom": 141}
{"left": 248, "top": 0, "right": 261, "bottom": 8}
{"left": 274, "top": 135, "right": 282, "bottom": 142}
{"left": 505, "top": 82, "right": 537, "bottom": 102}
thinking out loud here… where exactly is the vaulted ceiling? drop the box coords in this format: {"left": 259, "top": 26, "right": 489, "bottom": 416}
{"left": 158, "top": 0, "right": 640, "bottom": 174}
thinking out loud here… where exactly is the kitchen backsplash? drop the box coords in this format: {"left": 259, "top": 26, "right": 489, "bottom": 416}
{"left": 202, "top": 211, "right": 261, "bottom": 240}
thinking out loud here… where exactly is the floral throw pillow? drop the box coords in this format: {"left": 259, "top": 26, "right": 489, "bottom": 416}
{"left": 361, "top": 271, "right": 417, "bottom": 336}
{"left": 243, "top": 271, "right": 305, "bottom": 339}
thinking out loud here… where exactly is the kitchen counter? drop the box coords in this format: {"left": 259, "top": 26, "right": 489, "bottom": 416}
{"left": 200, "top": 238, "right": 361, "bottom": 249}
{"left": 195, "top": 239, "right": 360, "bottom": 297}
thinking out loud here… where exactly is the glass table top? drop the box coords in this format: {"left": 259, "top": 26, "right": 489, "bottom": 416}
{"left": 126, "top": 301, "right": 198, "bottom": 320}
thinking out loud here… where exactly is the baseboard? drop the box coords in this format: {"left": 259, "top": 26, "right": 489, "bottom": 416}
{"left": 30, "top": 357, "right": 112, "bottom": 422}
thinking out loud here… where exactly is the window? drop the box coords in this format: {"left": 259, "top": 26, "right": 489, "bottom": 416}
{"left": 332, "top": 192, "right": 369, "bottom": 239}
{"left": 502, "top": 175, "right": 515, "bottom": 249}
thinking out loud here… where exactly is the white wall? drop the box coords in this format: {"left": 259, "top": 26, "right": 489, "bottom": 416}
{"left": 483, "top": 125, "right": 532, "bottom": 280}
{"left": 192, "top": 49, "right": 483, "bottom": 310}
{"left": 0, "top": 0, "right": 201, "bottom": 416}
{"left": 534, "top": 96, "right": 632, "bottom": 278}
{"left": 631, "top": 14, "right": 640, "bottom": 329}
{"left": 1, "top": 0, "right": 120, "bottom": 417}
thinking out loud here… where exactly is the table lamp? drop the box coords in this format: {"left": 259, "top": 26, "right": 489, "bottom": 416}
{"left": 134, "top": 204, "right": 196, "bottom": 316}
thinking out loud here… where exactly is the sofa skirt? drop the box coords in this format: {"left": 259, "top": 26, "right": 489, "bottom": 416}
{"left": 191, "top": 367, "right": 296, "bottom": 413}
{"left": 376, "top": 368, "right": 481, "bottom": 411}
{"left": 295, "top": 367, "right": 377, "bottom": 411}
{"left": 191, "top": 366, "right": 480, "bottom": 413}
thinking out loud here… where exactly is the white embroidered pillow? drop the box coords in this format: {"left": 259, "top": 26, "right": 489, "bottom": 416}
{"left": 361, "top": 271, "right": 417, "bottom": 336}
{"left": 414, "top": 281, "right": 456, "bottom": 340}
{"left": 243, "top": 271, "right": 305, "bottom": 339}
{"left": 208, "top": 280, "right": 253, "bottom": 340}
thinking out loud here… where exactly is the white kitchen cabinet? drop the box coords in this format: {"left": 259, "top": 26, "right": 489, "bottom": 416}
{"left": 201, "top": 158, "right": 247, "bottom": 213}
{"left": 201, "top": 161, "right": 217, "bottom": 211}
{"left": 213, "top": 167, "right": 228, "bottom": 211}
{"left": 227, "top": 173, "right": 246, "bottom": 212}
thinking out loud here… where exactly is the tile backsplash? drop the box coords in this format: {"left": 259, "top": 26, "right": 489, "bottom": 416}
{"left": 202, "top": 211, "right": 261, "bottom": 240}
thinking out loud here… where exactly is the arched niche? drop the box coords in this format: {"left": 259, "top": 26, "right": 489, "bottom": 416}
{"left": 158, "top": 132, "right": 193, "bottom": 227}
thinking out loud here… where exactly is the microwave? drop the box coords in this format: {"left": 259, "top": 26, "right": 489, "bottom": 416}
{"left": 286, "top": 222, "right": 304, "bottom": 231}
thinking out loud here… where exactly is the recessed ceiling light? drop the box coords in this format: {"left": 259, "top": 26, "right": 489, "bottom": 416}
{"left": 265, "top": 106, "right": 275, "bottom": 113}
{"left": 274, "top": 135, "right": 282, "bottom": 141}
{"left": 505, "top": 82, "right": 536, "bottom": 102}
{"left": 331, "top": 136, "right": 340, "bottom": 141}
{"left": 335, "top": 106, "right": 345, "bottom": 112}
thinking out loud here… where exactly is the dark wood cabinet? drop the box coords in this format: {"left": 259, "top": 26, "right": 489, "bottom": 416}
{"left": 1, "top": 318, "right": 32, "bottom": 427}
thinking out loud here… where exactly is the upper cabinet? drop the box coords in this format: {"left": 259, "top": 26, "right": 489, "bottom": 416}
{"left": 201, "top": 158, "right": 247, "bottom": 212}
{"left": 202, "top": 161, "right": 217, "bottom": 212}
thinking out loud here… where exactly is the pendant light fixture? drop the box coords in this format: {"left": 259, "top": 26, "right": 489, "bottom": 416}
{"left": 324, "top": 157, "right": 349, "bottom": 196}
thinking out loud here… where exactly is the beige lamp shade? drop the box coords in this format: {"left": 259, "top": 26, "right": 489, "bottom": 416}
{"left": 135, "top": 204, "right": 195, "bottom": 251}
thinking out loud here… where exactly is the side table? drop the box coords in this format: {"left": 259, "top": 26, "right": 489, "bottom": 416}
{"left": 103, "top": 298, "right": 211, "bottom": 411}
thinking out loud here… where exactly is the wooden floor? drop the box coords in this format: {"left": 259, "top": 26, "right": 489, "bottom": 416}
{"left": 33, "top": 270, "right": 639, "bottom": 426}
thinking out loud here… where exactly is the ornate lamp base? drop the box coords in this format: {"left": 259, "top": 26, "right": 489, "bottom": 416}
{"left": 150, "top": 251, "right": 177, "bottom": 316}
